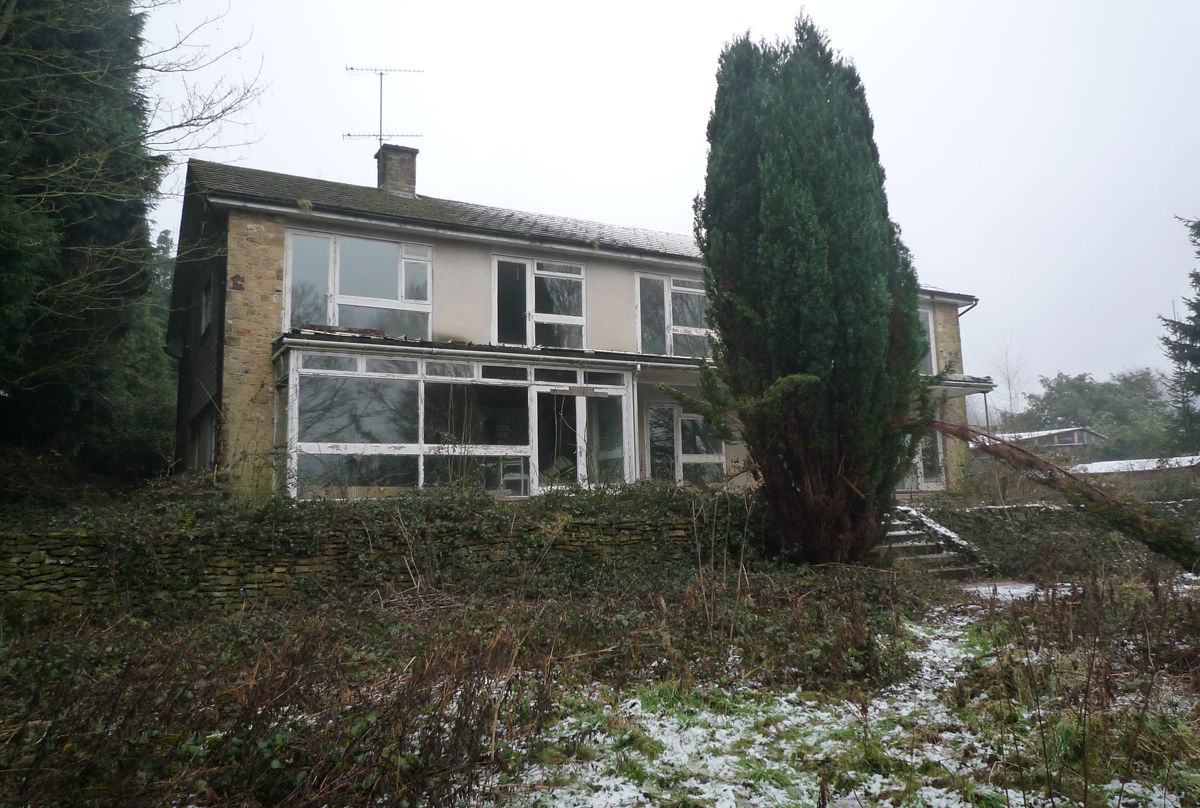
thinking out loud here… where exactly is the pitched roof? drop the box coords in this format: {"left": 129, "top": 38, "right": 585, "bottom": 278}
{"left": 186, "top": 159, "right": 701, "bottom": 262}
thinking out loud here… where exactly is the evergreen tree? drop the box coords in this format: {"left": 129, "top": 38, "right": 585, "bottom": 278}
{"left": 695, "top": 17, "right": 926, "bottom": 563}
{"left": 0, "top": 0, "right": 166, "bottom": 446}
{"left": 1004, "top": 370, "right": 1173, "bottom": 460}
{"left": 1161, "top": 218, "right": 1200, "bottom": 451}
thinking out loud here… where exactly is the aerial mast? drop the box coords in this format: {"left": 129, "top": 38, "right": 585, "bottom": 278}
{"left": 343, "top": 66, "right": 423, "bottom": 147}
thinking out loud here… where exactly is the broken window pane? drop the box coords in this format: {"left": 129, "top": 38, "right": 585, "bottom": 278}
{"left": 481, "top": 365, "right": 528, "bottom": 381}
{"left": 586, "top": 395, "right": 624, "bottom": 484}
{"left": 639, "top": 277, "right": 667, "bottom": 354}
{"left": 339, "top": 237, "right": 399, "bottom": 300}
{"left": 496, "top": 260, "right": 527, "bottom": 345}
{"left": 424, "top": 383, "right": 529, "bottom": 445}
{"left": 672, "top": 291, "right": 707, "bottom": 329}
{"left": 534, "top": 322, "right": 582, "bottom": 348}
{"left": 537, "top": 392, "right": 578, "bottom": 485}
{"left": 338, "top": 305, "right": 429, "bottom": 339}
{"left": 298, "top": 376, "right": 418, "bottom": 443}
{"left": 534, "top": 275, "right": 582, "bottom": 317}
{"left": 681, "top": 417, "right": 721, "bottom": 455}
{"left": 534, "top": 368, "right": 576, "bottom": 383}
{"left": 290, "top": 234, "right": 330, "bottom": 328}
{"left": 648, "top": 406, "right": 676, "bottom": 482}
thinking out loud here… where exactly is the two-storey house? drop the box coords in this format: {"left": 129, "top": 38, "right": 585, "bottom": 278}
{"left": 166, "top": 146, "right": 992, "bottom": 498}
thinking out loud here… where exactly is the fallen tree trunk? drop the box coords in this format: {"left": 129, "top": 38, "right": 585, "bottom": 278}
{"left": 926, "top": 419, "right": 1200, "bottom": 572}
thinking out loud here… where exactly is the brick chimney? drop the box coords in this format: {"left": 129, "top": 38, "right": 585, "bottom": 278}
{"left": 375, "top": 144, "right": 418, "bottom": 197}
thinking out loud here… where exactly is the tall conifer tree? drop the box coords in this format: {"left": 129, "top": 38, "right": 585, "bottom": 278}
{"left": 0, "top": 0, "right": 165, "bottom": 444}
{"left": 695, "top": 17, "right": 926, "bottom": 563}
{"left": 1161, "top": 218, "right": 1200, "bottom": 449}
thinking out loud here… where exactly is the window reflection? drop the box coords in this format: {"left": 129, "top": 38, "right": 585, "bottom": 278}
{"left": 299, "top": 376, "right": 419, "bottom": 443}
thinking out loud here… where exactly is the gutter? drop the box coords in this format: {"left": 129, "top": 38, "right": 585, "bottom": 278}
{"left": 271, "top": 335, "right": 701, "bottom": 371}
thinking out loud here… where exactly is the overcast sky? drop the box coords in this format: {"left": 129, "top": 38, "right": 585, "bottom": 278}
{"left": 143, "top": 0, "right": 1200, "bottom": 413}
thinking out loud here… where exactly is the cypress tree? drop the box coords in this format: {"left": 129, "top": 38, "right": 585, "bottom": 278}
{"left": 695, "top": 17, "right": 926, "bottom": 563}
{"left": 0, "top": 0, "right": 166, "bottom": 445}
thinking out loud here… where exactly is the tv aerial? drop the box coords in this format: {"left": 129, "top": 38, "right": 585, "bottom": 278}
{"left": 343, "top": 66, "right": 423, "bottom": 147}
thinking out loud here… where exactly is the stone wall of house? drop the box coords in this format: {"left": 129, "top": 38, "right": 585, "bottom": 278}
{"left": 221, "top": 210, "right": 287, "bottom": 496}
{"left": 931, "top": 301, "right": 964, "bottom": 377}
{"left": 932, "top": 302, "right": 971, "bottom": 488}
{"left": 0, "top": 519, "right": 694, "bottom": 611}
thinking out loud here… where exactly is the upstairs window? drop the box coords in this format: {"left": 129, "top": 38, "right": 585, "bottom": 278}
{"left": 917, "top": 308, "right": 935, "bottom": 375}
{"left": 288, "top": 232, "right": 431, "bottom": 339}
{"left": 638, "top": 275, "right": 711, "bottom": 358}
{"left": 495, "top": 258, "right": 584, "bottom": 348}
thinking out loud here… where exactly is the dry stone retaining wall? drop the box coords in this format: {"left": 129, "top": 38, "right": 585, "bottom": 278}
{"left": 0, "top": 517, "right": 694, "bottom": 610}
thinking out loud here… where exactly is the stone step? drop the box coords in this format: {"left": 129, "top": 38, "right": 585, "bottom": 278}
{"left": 875, "top": 540, "right": 943, "bottom": 557}
{"left": 927, "top": 565, "right": 980, "bottom": 580}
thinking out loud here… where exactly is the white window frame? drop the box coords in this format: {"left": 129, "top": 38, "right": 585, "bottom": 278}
{"left": 529, "top": 373, "right": 634, "bottom": 490}
{"left": 636, "top": 273, "right": 713, "bottom": 358}
{"left": 284, "top": 230, "right": 433, "bottom": 338}
{"left": 644, "top": 404, "right": 725, "bottom": 485}
{"left": 282, "top": 352, "right": 633, "bottom": 497}
{"left": 902, "top": 434, "right": 945, "bottom": 492}
{"left": 491, "top": 256, "right": 586, "bottom": 348}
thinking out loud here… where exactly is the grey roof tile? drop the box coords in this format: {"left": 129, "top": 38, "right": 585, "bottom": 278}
{"left": 186, "top": 159, "right": 701, "bottom": 261}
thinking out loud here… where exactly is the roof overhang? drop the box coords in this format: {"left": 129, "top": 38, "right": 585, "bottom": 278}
{"left": 273, "top": 329, "right": 707, "bottom": 371}
{"left": 929, "top": 374, "right": 994, "bottom": 398}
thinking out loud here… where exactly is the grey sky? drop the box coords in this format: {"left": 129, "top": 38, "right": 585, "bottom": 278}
{"left": 144, "top": 0, "right": 1200, "bottom": 412}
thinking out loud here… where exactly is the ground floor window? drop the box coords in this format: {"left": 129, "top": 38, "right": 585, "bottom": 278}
{"left": 902, "top": 434, "right": 945, "bottom": 491}
{"left": 189, "top": 406, "right": 219, "bottom": 471}
{"left": 279, "top": 349, "right": 632, "bottom": 498}
{"left": 647, "top": 404, "right": 726, "bottom": 487}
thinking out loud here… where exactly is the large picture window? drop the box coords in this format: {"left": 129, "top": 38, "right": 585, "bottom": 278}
{"left": 288, "top": 232, "right": 432, "bottom": 339}
{"left": 284, "top": 352, "right": 630, "bottom": 498}
{"left": 638, "top": 275, "right": 711, "bottom": 358}
{"left": 495, "top": 258, "right": 584, "bottom": 348}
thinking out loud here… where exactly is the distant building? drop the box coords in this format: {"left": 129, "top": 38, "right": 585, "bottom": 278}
{"left": 992, "top": 427, "right": 1107, "bottom": 458}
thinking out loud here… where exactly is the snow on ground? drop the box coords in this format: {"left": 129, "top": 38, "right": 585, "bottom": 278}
{"left": 494, "top": 589, "right": 1196, "bottom": 808}
{"left": 961, "top": 580, "right": 1038, "bottom": 601}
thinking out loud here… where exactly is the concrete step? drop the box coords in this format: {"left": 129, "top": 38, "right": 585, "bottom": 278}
{"left": 876, "top": 540, "right": 944, "bottom": 557}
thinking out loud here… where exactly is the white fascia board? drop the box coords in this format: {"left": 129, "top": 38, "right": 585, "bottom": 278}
{"left": 207, "top": 196, "right": 703, "bottom": 273}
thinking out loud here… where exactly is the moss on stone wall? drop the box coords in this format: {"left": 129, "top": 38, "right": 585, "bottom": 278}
{"left": 1, "top": 484, "right": 759, "bottom": 611}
